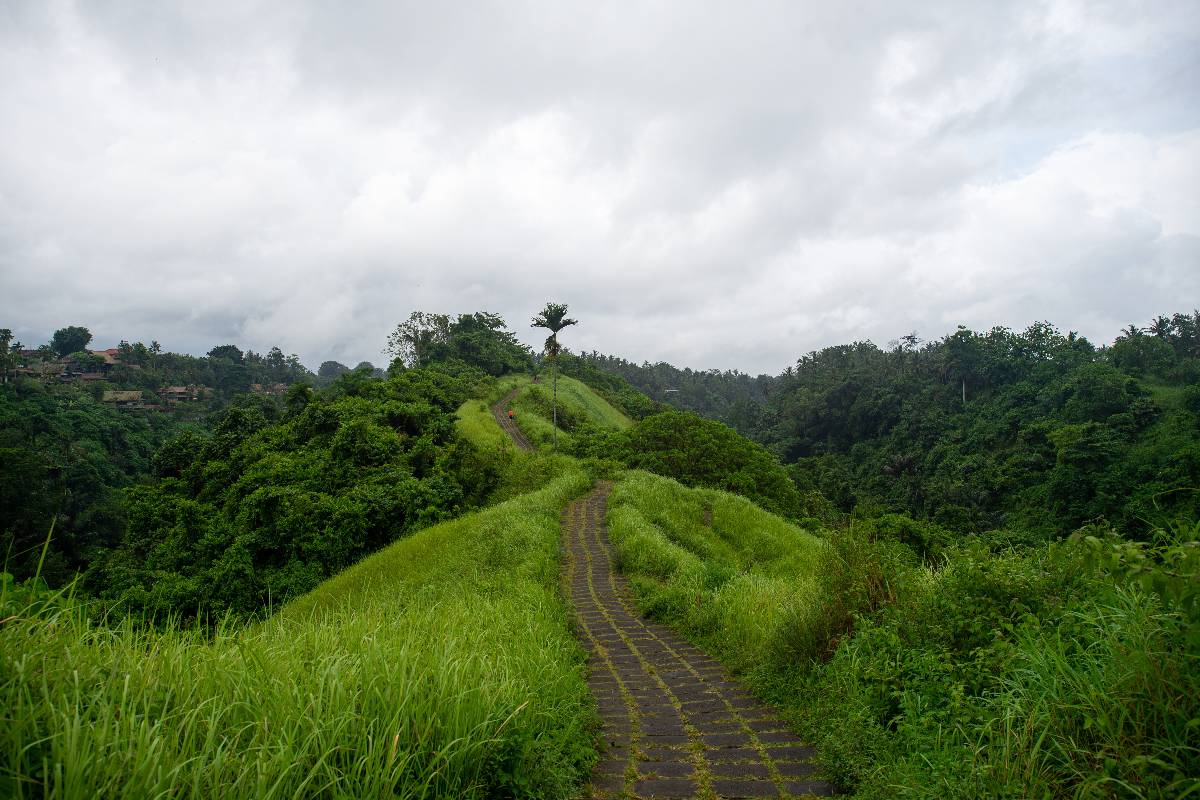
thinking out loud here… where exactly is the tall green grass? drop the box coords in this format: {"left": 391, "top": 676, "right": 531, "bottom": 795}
{"left": 454, "top": 398, "right": 514, "bottom": 452}
{"left": 1, "top": 468, "right": 597, "bottom": 799}
{"left": 807, "top": 539, "right": 1200, "bottom": 798}
{"left": 605, "top": 470, "right": 827, "bottom": 680}
{"left": 544, "top": 376, "right": 632, "bottom": 430}
{"left": 503, "top": 374, "right": 631, "bottom": 450}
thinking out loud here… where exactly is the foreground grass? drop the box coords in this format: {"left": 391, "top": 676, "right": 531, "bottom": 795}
{"left": 1, "top": 468, "right": 596, "bottom": 800}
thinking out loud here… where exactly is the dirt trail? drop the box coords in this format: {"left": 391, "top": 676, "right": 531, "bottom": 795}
{"left": 562, "top": 483, "right": 835, "bottom": 799}
{"left": 492, "top": 388, "right": 534, "bottom": 451}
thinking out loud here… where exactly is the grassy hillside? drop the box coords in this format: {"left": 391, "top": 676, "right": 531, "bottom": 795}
{"left": 606, "top": 470, "right": 826, "bottom": 680}
{"left": 455, "top": 398, "right": 514, "bottom": 452}
{"left": 548, "top": 375, "right": 633, "bottom": 430}
{"left": 605, "top": 469, "right": 1199, "bottom": 798}
{"left": 1, "top": 467, "right": 597, "bottom": 800}
{"left": 493, "top": 374, "right": 633, "bottom": 450}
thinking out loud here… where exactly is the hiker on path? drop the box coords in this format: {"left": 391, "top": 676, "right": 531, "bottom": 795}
{"left": 508, "top": 409, "right": 514, "bottom": 420}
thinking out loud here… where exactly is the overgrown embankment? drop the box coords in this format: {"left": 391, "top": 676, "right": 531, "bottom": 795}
{"left": 1, "top": 467, "right": 597, "bottom": 800}
{"left": 604, "top": 470, "right": 1200, "bottom": 798}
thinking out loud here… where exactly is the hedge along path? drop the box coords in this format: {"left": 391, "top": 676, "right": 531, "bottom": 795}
{"left": 492, "top": 387, "right": 534, "bottom": 451}
{"left": 562, "top": 483, "right": 835, "bottom": 799}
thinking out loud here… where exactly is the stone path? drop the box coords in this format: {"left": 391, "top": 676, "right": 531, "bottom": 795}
{"left": 562, "top": 483, "right": 835, "bottom": 799}
{"left": 492, "top": 387, "right": 534, "bottom": 451}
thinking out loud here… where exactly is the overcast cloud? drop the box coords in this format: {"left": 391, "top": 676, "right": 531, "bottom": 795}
{"left": 1, "top": 0, "right": 1197, "bottom": 374}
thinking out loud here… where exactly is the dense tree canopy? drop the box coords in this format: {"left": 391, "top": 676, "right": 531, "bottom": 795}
{"left": 92, "top": 365, "right": 499, "bottom": 617}
{"left": 0, "top": 380, "right": 185, "bottom": 584}
{"left": 587, "top": 312, "right": 1200, "bottom": 538}
{"left": 386, "top": 311, "right": 532, "bottom": 375}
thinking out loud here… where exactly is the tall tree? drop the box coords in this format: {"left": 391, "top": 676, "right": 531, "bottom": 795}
{"left": 207, "top": 344, "right": 244, "bottom": 363}
{"left": 531, "top": 302, "right": 578, "bottom": 451}
{"left": 51, "top": 325, "right": 92, "bottom": 357}
{"left": 318, "top": 360, "right": 350, "bottom": 380}
{"left": 386, "top": 312, "right": 451, "bottom": 369}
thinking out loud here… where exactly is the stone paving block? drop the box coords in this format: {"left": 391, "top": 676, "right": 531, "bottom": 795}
{"left": 707, "top": 746, "right": 763, "bottom": 763}
{"left": 775, "top": 761, "right": 816, "bottom": 779}
{"left": 766, "top": 745, "right": 817, "bottom": 762}
{"left": 637, "top": 745, "right": 689, "bottom": 763}
{"left": 681, "top": 698, "right": 728, "bottom": 714}
{"left": 746, "top": 717, "right": 789, "bottom": 733}
{"left": 710, "top": 760, "right": 772, "bottom": 779}
{"left": 701, "top": 732, "right": 754, "bottom": 748}
{"left": 589, "top": 772, "right": 625, "bottom": 792}
{"left": 640, "top": 733, "right": 690, "bottom": 746}
{"left": 631, "top": 778, "right": 700, "bottom": 798}
{"left": 699, "top": 716, "right": 745, "bottom": 732}
{"left": 641, "top": 718, "right": 687, "bottom": 736}
{"left": 710, "top": 778, "right": 781, "bottom": 798}
{"left": 636, "top": 760, "right": 695, "bottom": 778}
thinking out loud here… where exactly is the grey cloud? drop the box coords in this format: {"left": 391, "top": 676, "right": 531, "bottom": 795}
{"left": 1, "top": 1, "right": 1198, "bottom": 374}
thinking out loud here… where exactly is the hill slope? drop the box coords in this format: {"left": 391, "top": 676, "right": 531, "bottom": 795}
{"left": 2, "top": 467, "right": 597, "bottom": 800}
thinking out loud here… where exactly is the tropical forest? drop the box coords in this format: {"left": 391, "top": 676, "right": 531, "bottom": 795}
{"left": 1, "top": 306, "right": 1196, "bottom": 799}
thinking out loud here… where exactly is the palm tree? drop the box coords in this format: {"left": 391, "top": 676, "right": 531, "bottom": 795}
{"left": 1148, "top": 315, "right": 1172, "bottom": 338}
{"left": 531, "top": 302, "right": 578, "bottom": 451}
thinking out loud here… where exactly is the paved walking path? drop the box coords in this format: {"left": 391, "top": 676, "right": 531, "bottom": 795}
{"left": 492, "top": 387, "right": 534, "bottom": 451}
{"left": 562, "top": 483, "right": 835, "bottom": 799}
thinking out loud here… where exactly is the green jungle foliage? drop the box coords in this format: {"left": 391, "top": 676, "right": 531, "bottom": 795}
{"left": 1, "top": 467, "right": 597, "bottom": 800}
{"left": 386, "top": 311, "right": 535, "bottom": 376}
{"left": 91, "top": 365, "right": 501, "bottom": 618}
{"left": 568, "top": 409, "right": 803, "bottom": 518}
{"left": 0, "top": 380, "right": 186, "bottom": 584}
{"left": 587, "top": 312, "right": 1200, "bottom": 538}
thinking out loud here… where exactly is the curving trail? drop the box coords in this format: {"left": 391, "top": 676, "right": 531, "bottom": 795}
{"left": 562, "top": 484, "right": 835, "bottom": 799}
{"left": 492, "top": 387, "right": 534, "bottom": 451}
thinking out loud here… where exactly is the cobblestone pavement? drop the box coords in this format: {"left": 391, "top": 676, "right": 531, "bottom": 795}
{"left": 492, "top": 387, "right": 534, "bottom": 451}
{"left": 562, "top": 483, "right": 836, "bottom": 799}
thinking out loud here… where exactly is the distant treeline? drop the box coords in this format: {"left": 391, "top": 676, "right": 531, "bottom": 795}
{"left": 582, "top": 312, "right": 1200, "bottom": 537}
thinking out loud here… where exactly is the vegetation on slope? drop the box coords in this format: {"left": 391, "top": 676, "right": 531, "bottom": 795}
{"left": 93, "top": 365, "right": 499, "bottom": 617}
{"left": 555, "top": 351, "right": 662, "bottom": 421}
{"left": 569, "top": 410, "right": 804, "bottom": 518}
{"left": 606, "top": 470, "right": 1200, "bottom": 798}
{"left": 5, "top": 306, "right": 1199, "bottom": 799}
{"left": 606, "top": 471, "right": 825, "bottom": 676}
{"left": 1, "top": 467, "right": 597, "bottom": 800}
{"left": 0, "top": 380, "right": 186, "bottom": 584}
{"left": 499, "top": 373, "right": 633, "bottom": 451}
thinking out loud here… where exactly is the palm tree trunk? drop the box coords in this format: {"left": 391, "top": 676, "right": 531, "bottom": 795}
{"left": 552, "top": 353, "right": 558, "bottom": 452}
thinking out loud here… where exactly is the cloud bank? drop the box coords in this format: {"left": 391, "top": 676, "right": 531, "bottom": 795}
{"left": 1, "top": 0, "right": 1197, "bottom": 373}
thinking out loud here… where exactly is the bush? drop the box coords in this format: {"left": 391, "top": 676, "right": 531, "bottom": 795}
{"left": 623, "top": 410, "right": 802, "bottom": 517}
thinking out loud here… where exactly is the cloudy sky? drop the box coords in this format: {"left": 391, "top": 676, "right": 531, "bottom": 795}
{"left": 1, "top": 1, "right": 1197, "bottom": 374}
